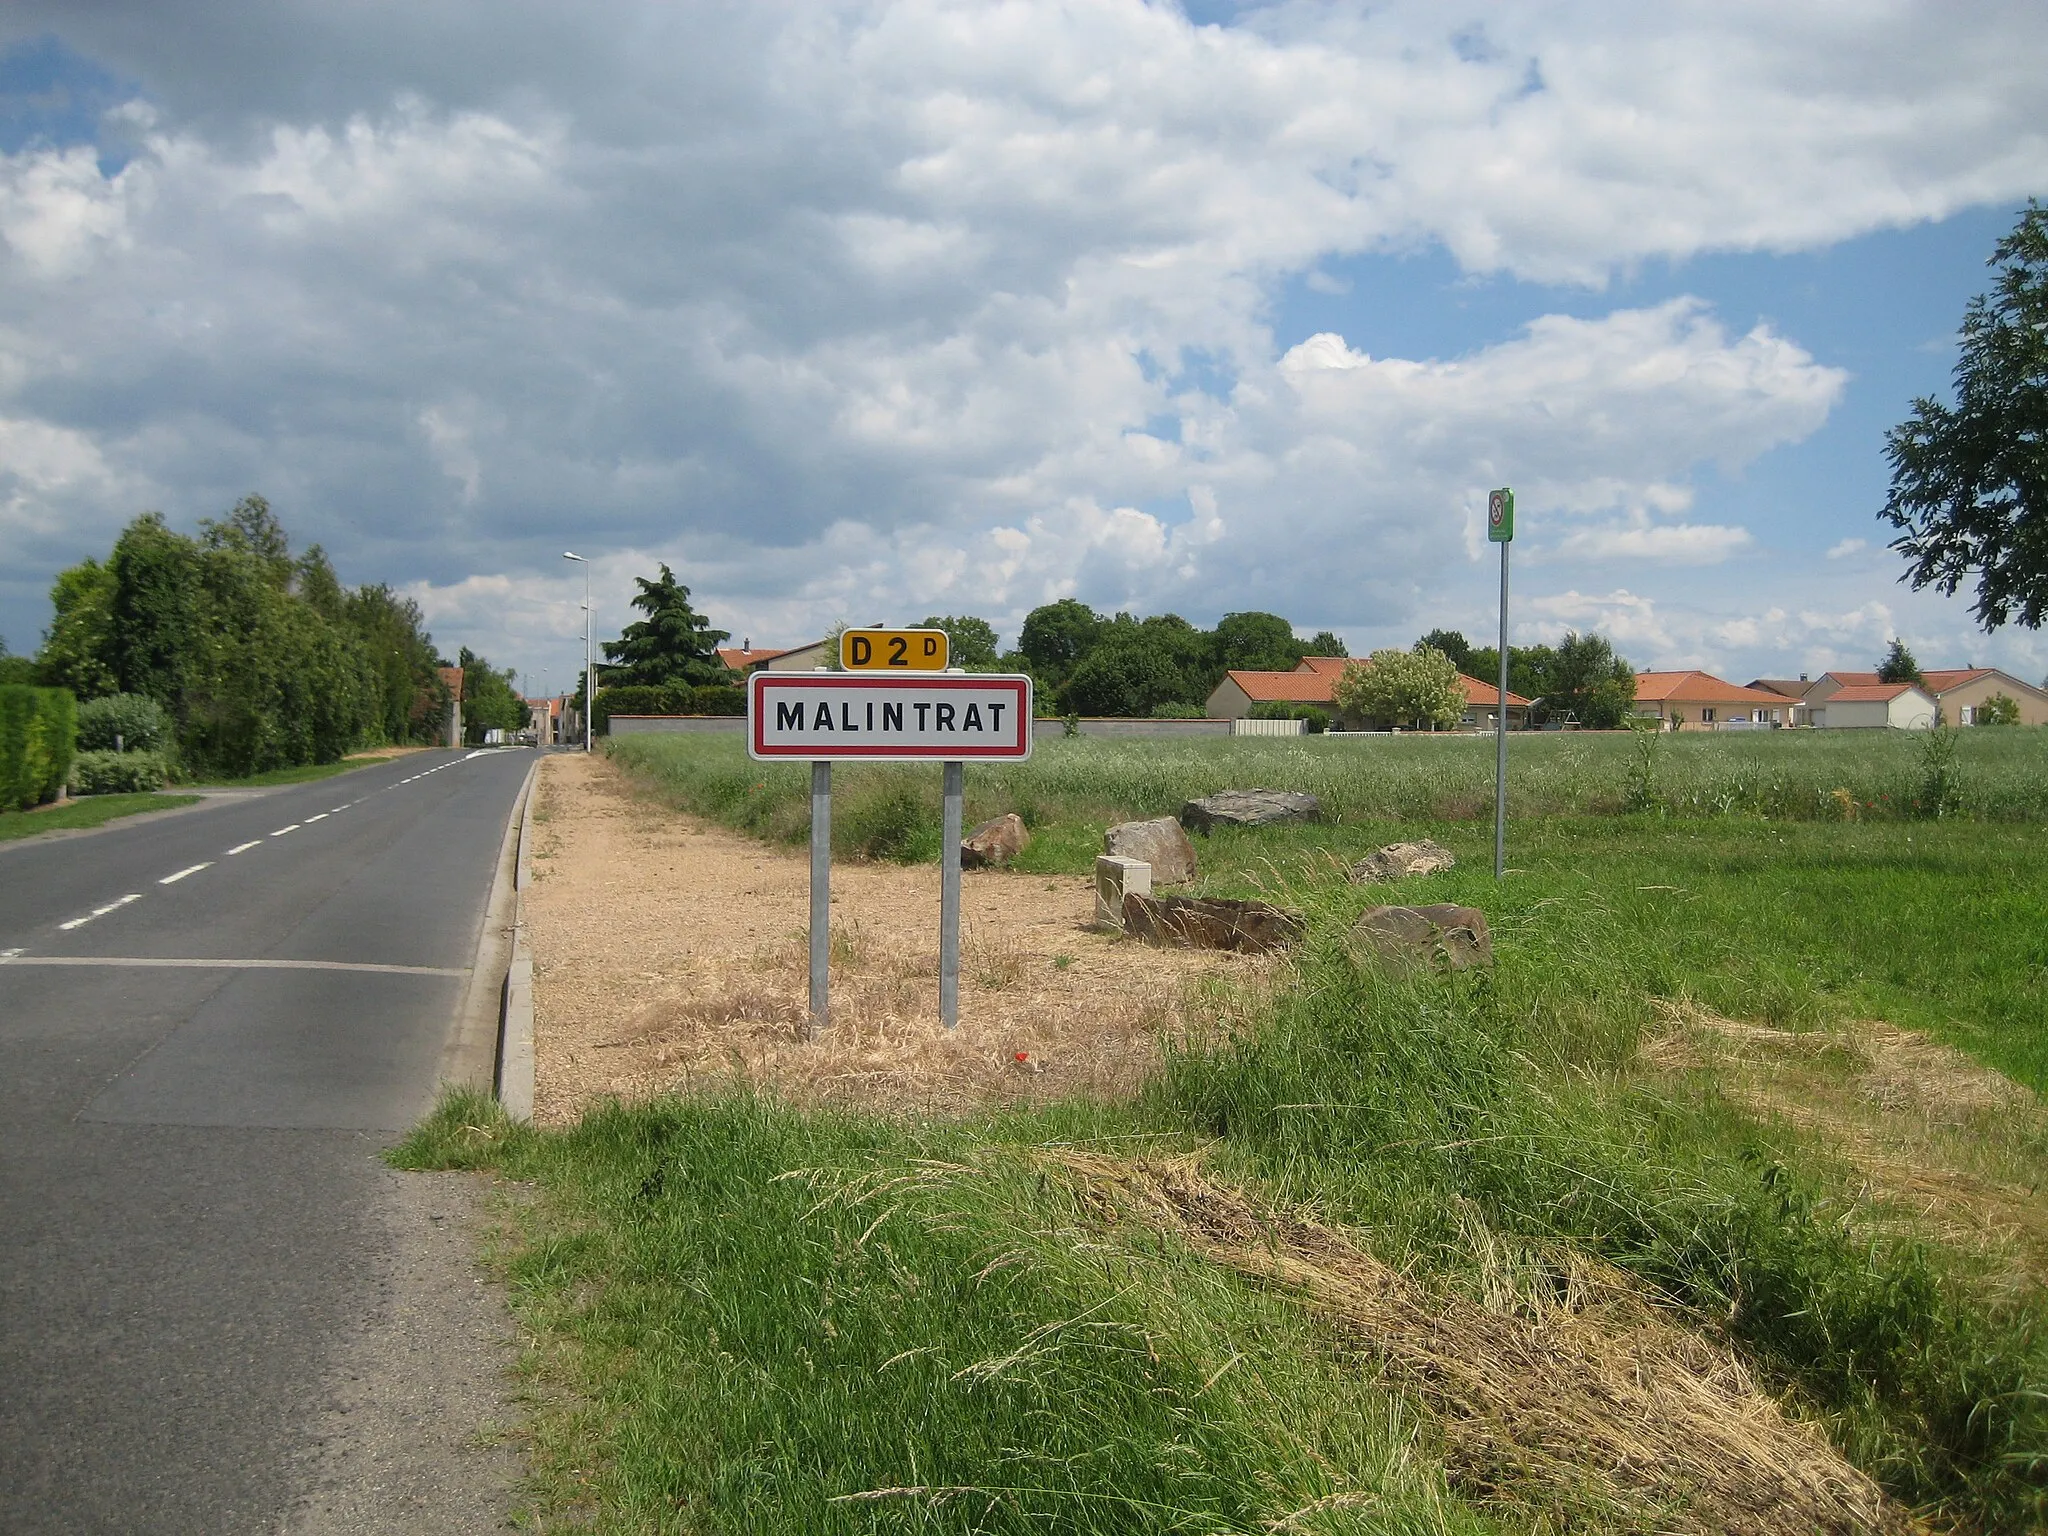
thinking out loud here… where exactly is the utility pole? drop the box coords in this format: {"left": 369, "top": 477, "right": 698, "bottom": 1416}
{"left": 1488, "top": 488, "right": 1514, "bottom": 877}
{"left": 562, "top": 551, "right": 592, "bottom": 752}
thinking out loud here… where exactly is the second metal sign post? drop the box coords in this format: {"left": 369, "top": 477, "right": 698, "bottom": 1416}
{"left": 748, "top": 670, "right": 1035, "bottom": 1036}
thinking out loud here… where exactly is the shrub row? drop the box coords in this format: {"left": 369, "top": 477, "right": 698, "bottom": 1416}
{"left": 75, "top": 692, "right": 171, "bottom": 754}
{"left": 70, "top": 749, "right": 170, "bottom": 795}
{"left": 593, "top": 683, "right": 745, "bottom": 733}
{"left": 0, "top": 686, "right": 77, "bottom": 811}
{"left": 1246, "top": 701, "right": 1330, "bottom": 732}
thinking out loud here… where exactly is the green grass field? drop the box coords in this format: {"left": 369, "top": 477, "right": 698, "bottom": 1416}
{"left": 0, "top": 792, "right": 203, "bottom": 842}
{"left": 396, "top": 730, "right": 2048, "bottom": 1533}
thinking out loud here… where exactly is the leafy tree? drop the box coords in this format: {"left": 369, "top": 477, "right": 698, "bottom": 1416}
{"left": 1466, "top": 643, "right": 1555, "bottom": 713}
{"left": 1015, "top": 598, "right": 1105, "bottom": 687}
{"left": 1881, "top": 201, "right": 2048, "bottom": 630}
{"left": 107, "top": 513, "right": 203, "bottom": 705}
{"left": 1544, "top": 631, "right": 1637, "bottom": 729}
{"left": 601, "top": 564, "right": 732, "bottom": 687}
{"left": 1417, "top": 628, "right": 1474, "bottom": 674}
{"left": 1977, "top": 691, "right": 2021, "bottom": 725}
{"left": 459, "top": 647, "right": 526, "bottom": 742}
{"left": 0, "top": 636, "right": 35, "bottom": 686}
{"left": 1211, "top": 611, "right": 1304, "bottom": 674}
{"left": 345, "top": 584, "right": 448, "bottom": 745}
{"left": 39, "top": 558, "right": 120, "bottom": 698}
{"left": 918, "top": 615, "right": 1000, "bottom": 670}
{"left": 1877, "top": 638, "right": 1924, "bottom": 685}
{"left": 1059, "top": 614, "right": 1210, "bottom": 716}
{"left": 1304, "top": 630, "right": 1349, "bottom": 658}
{"left": 1335, "top": 646, "right": 1465, "bottom": 730}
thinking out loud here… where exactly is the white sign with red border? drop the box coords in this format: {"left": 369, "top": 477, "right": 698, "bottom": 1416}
{"left": 748, "top": 672, "right": 1033, "bottom": 761}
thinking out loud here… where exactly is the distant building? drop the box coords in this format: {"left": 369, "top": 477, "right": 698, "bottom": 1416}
{"left": 1632, "top": 671, "right": 1793, "bottom": 729}
{"left": 1799, "top": 668, "right": 2048, "bottom": 726}
{"left": 717, "top": 641, "right": 794, "bottom": 675}
{"left": 1204, "top": 656, "right": 1531, "bottom": 730}
{"left": 1811, "top": 682, "right": 1937, "bottom": 730}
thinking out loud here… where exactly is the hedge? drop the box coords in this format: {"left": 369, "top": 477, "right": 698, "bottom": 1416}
{"left": 1, "top": 685, "right": 78, "bottom": 811}
{"left": 593, "top": 683, "right": 745, "bottom": 734}
{"left": 71, "top": 749, "right": 169, "bottom": 795}
{"left": 76, "top": 692, "right": 172, "bottom": 754}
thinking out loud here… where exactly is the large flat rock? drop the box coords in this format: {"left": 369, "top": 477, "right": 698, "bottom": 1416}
{"left": 1121, "top": 894, "right": 1305, "bottom": 953}
{"left": 1180, "top": 789, "right": 1321, "bottom": 833}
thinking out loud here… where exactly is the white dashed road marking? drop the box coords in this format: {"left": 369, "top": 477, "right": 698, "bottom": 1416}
{"left": 226, "top": 841, "right": 262, "bottom": 856}
{"left": 58, "top": 894, "right": 142, "bottom": 931}
{"left": 159, "top": 863, "right": 212, "bottom": 885}
{"left": 271, "top": 824, "right": 300, "bottom": 836}
{"left": 303, "top": 813, "right": 328, "bottom": 823}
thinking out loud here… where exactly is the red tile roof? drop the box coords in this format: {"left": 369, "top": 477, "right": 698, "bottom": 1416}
{"left": 1225, "top": 668, "right": 1340, "bottom": 703}
{"left": 718, "top": 645, "right": 788, "bottom": 672}
{"left": 1634, "top": 670, "right": 1789, "bottom": 706}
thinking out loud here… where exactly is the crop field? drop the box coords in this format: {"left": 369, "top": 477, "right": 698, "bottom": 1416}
{"left": 404, "top": 729, "right": 2048, "bottom": 1534}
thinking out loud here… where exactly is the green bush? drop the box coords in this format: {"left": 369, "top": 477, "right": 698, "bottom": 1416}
{"left": 70, "top": 749, "right": 169, "bottom": 795}
{"left": 593, "top": 682, "right": 746, "bottom": 733}
{"left": 0, "top": 685, "right": 77, "bottom": 811}
{"left": 75, "top": 692, "right": 171, "bottom": 753}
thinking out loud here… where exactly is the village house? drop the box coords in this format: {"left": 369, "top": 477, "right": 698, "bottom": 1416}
{"left": 1205, "top": 656, "right": 1531, "bottom": 731}
{"left": 1632, "top": 671, "right": 1795, "bottom": 729}
{"left": 1808, "top": 682, "right": 1937, "bottom": 730}
{"left": 1803, "top": 668, "right": 2048, "bottom": 726}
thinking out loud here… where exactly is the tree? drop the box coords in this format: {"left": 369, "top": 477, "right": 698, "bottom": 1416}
{"left": 1881, "top": 201, "right": 2048, "bottom": 630}
{"left": 1015, "top": 599, "right": 1105, "bottom": 687}
{"left": 36, "top": 558, "right": 119, "bottom": 697}
{"left": 1334, "top": 646, "right": 1465, "bottom": 730}
{"left": 600, "top": 564, "right": 732, "bottom": 687}
{"left": 0, "top": 636, "right": 33, "bottom": 686}
{"left": 1977, "top": 692, "right": 2021, "bottom": 725}
{"left": 1059, "top": 614, "right": 1210, "bottom": 717}
{"left": 1466, "top": 643, "right": 1556, "bottom": 715}
{"left": 1417, "top": 629, "right": 1473, "bottom": 674}
{"left": 1877, "top": 638, "right": 1924, "bottom": 685}
{"left": 1303, "top": 630, "right": 1348, "bottom": 658}
{"left": 1211, "top": 611, "right": 1304, "bottom": 674}
{"left": 918, "top": 615, "right": 1001, "bottom": 670}
{"left": 1544, "top": 631, "right": 1637, "bottom": 729}
{"left": 458, "top": 646, "right": 526, "bottom": 742}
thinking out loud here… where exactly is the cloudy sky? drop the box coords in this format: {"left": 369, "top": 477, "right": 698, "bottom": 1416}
{"left": 2, "top": 2, "right": 2044, "bottom": 692}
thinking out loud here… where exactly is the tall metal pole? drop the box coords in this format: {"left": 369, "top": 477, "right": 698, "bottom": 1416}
{"left": 1494, "top": 538, "right": 1510, "bottom": 878}
{"left": 939, "top": 760, "right": 963, "bottom": 1028}
{"left": 808, "top": 761, "right": 831, "bottom": 1038}
{"left": 583, "top": 564, "right": 593, "bottom": 753}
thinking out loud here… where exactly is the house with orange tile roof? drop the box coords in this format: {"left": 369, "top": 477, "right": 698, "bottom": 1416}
{"left": 1204, "top": 656, "right": 1531, "bottom": 731}
{"left": 1800, "top": 667, "right": 2048, "bottom": 726}
{"left": 1631, "top": 671, "right": 1795, "bottom": 730}
{"left": 1810, "top": 682, "right": 1937, "bottom": 730}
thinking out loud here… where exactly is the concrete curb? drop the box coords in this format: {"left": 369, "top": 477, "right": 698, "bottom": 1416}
{"left": 494, "top": 758, "right": 538, "bottom": 1122}
{"left": 439, "top": 755, "right": 538, "bottom": 1102}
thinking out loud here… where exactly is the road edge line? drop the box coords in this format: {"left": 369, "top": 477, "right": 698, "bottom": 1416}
{"left": 437, "top": 754, "right": 538, "bottom": 1107}
{"left": 495, "top": 757, "right": 539, "bottom": 1121}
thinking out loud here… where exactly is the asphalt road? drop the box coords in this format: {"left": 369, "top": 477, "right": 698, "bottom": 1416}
{"left": 0, "top": 748, "right": 534, "bottom": 1534}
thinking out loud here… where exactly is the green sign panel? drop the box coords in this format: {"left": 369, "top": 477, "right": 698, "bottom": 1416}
{"left": 1487, "top": 486, "right": 1514, "bottom": 543}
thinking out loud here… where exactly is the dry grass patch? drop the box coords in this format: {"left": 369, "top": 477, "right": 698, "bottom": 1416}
{"left": 1056, "top": 1150, "right": 1921, "bottom": 1536}
{"left": 1644, "top": 1002, "right": 2048, "bottom": 1287}
{"left": 525, "top": 752, "right": 1266, "bottom": 1124}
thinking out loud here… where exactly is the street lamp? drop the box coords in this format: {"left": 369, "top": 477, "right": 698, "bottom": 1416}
{"left": 563, "top": 551, "right": 592, "bottom": 753}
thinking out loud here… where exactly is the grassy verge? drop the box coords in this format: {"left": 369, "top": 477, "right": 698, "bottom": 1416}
{"left": 0, "top": 792, "right": 202, "bottom": 841}
{"left": 184, "top": 748, "right": 420, "bottom": 789}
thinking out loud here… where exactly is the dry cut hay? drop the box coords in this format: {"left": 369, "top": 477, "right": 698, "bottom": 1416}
{"left": 1054, "top": 1151, "right": 1920, "bottom": 1536}
{"left": 1644, "top": 1002, "right": 2048, "bottom": 1288}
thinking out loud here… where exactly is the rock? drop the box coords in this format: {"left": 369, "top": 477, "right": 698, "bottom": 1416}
{"left": 1351, "top": 903, "right": 1492, "bottom": 971}
{"left": 1104, "top": 816, "right": 1197, "bottom": 884}
{"left": 1121, "top": 893, "right": 1306, "bottom": 953}
{"left": 1349, "top": 839, "right": 1456, "bottom": 884}
{"left": 962, "top": 812, "right": 1031, "bottom": 867}
{"left": 1094, "top": 855, "right": 1152, "bottom": 930}
{"left": 1180, "top": 789, "right": 1321, "bottom": 834}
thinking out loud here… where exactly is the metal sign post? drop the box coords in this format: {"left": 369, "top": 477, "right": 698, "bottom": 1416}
{"left": 808, "top": 761, "right": 831, "bottom": 1039}
{"left": 748, "top": 671, "right": 1033, "bottom": 1035}
{"left": 1489, "top": 487, "right": 1514, "bottom": 878}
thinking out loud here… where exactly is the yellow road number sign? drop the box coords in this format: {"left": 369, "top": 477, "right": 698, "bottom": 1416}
{"left": 840, "top": 628, "right": 949, "bottom": 671}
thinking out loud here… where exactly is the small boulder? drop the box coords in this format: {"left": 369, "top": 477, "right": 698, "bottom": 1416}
{"left": 1351, "top": 903, "right": 1492, "bottom": 971}
{"left": 1121, "top": 893, "right": 1305, "bottom": 953}
{"left": 1349, "top": 839, "right": 1456, "bottom": 884}
{"left": 1180, "top": 789, "right": 1322, "bottom": 834}
{"left": 1104, "top": 816, "right": 1197, "bottom": 883}
{"left": 961, "top": 812, "right": 1031, "bottom": 867}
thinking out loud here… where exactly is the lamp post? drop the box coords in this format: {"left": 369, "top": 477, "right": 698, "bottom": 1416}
{"left": 562, "top": 551, "right": 592, "bottom": 753}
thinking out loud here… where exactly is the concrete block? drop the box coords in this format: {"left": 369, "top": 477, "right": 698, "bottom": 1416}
{"left": 1095, "top": 854, "right": 1151, "bottom": 930}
